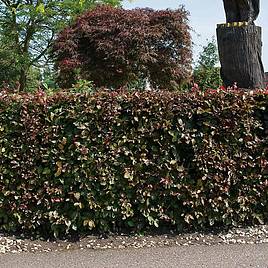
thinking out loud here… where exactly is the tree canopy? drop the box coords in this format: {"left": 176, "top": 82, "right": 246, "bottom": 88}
{"left": 193, "top": 38, "right": 222, "bottom": 90}
{"left": 53, "top": 5, "right": 192, "bottom": 90}
{"left": 0, "top": 0, "right": 123, "bottom": 90}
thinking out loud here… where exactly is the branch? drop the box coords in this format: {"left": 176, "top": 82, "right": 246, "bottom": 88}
{"left": 30, "top": 31, "right": 55, "bottom": 65}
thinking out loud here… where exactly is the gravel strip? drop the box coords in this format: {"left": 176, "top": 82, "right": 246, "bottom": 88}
{"left": 1, "top": 225, "right": 268, "bottom": 254}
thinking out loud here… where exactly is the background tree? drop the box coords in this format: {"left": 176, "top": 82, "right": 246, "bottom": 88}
{"left": 0, "top": 0, "right": 123, "bottom": 91}
{"left": 193, "top": 38, "right": 222, "bottom": 90}
{"left": 52, "top": 5, "right": 192, "bottom": 90}
{"left": 0, "top": 38, "right": 20, "bottom": 86}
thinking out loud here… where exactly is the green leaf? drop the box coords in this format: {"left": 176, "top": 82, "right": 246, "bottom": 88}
{"left": 127, "top": 220, "right": 135, "bottom": 227}
{"left": 42, "top": 167, "right": 51, "bottom": 175}
{"left": 36, "top": 3, "right": 45, "bottom": 14}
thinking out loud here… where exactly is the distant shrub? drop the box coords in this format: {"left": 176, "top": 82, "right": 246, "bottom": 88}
{"left": 52, "top": 5, "right": 192, "bottom": 90}
{"left": 0, "top": 89, "right": 267, "bottom": 238}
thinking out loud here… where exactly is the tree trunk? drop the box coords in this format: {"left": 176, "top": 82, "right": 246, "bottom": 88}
{"left": 19, "top": 69, "right": 27, "bottom": 91}
{"left": 216, "top": 24, "right": 265, "bottom": 89}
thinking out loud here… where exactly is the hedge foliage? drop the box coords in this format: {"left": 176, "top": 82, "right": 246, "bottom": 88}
{"left": 0, "top": 89, "right": 267, "bottom": 237}
{"left": 52, "top": 5, "right": 192, "bottom": 90}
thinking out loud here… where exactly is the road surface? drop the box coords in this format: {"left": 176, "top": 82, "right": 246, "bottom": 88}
{"left": 0, "top": 243, "right": 267, "bottom": 268}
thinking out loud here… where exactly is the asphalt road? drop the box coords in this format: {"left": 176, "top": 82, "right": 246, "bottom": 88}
{"left": 0, "top": 244, "right": 267, "bottom": 268}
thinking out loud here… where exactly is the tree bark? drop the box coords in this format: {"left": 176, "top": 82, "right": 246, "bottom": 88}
{"left": 217, "top": 24, "right": 265, "bottom": 89}
{"left": 19, "top": 69, "right": 27, "bottom": 92}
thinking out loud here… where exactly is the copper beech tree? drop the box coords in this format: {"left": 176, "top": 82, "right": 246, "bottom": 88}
{"left": 52, "top": 5, "right": 192, "bottom": 90}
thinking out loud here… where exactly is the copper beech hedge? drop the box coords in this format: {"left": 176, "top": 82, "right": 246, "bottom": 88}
{"left": 0, "top": 89, "right": 267, "bottom": 237}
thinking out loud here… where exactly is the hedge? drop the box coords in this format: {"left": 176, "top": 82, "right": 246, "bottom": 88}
{"left": 0, "top": 89, "right": 267, "bottom": 237}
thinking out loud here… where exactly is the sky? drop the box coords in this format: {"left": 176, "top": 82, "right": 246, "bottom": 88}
{"left": 123, "top": 0, "right": 268, "bottom": 70}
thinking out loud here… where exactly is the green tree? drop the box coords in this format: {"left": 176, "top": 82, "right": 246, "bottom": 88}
{"left": 193, "top": 38, "right": 222, "bottom": 90}
{"left": 0, "top": 0, "right": 123, "bottom": 91}
{"left": 0, "top": 39, "right": 20, "bottom": 86}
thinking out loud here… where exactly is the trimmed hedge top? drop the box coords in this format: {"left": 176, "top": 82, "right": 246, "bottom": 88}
{"left": 0, "top": 89, "right": 267, "bottom": 237}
